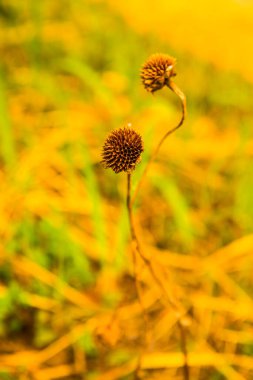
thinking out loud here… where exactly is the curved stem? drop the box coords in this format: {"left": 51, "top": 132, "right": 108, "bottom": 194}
{"left": 131, "top": 81, "right": 186, "bottom": 206}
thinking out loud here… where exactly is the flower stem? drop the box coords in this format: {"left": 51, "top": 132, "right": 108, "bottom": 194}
{"left": 131, "top": 80, "right": 186, "bottom": 205}
{"left": 127, "top": 173, "right": 179, "bottom": 309}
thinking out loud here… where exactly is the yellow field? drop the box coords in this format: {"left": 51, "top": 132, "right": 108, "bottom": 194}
{"left": 0, "top": 1, "right": 253, "bottom": 379}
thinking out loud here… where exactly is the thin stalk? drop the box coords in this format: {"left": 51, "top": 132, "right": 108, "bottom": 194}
{"left": 127, "top": 173, "right": 189, "bottom": 380}
{"left": 127, "top": 173, "right": 179, "bottom": 309}
{"left": 127, "top": 172, "right": 149, "bottom": 342}
{"left": 124, "top": 190, "right": 146, "bottom": 380}
{"left": 178, "top": 320, "right": 190, "bottom": 380}
{"left": 132, "top": 80, "right": 186, "bottom": 205}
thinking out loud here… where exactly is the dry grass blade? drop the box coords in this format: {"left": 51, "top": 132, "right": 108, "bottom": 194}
{"left": 12, "top": 256, "right": 98, "bottom": 310}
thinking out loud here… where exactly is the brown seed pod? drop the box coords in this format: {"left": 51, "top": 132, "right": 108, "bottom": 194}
{"left": 140, "top": 53, "right": 176, "bottom": 93}
{"left": 101, "top": 127, "right": 144, "bottom": 174}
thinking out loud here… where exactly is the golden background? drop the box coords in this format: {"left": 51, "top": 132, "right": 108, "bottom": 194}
{"left": 0, "top": 0, "right": 253, "bottom": 379}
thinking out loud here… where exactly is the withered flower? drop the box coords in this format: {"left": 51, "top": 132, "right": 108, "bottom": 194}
{"left": 140, "top": 53, "right": 176, "bottom": 93}
{"left": 101, "top": 127, "right": 144, "bottom": 173}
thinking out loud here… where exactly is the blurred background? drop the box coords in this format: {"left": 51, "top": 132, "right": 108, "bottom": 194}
{"left": 0, "top": 0, "right": 253, "bottom": 379}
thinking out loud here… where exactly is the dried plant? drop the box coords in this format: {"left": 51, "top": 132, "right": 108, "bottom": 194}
{"left": 101, "top": 53, "right": 189, "bottom": 380}
{"left": 132, "top": 53, "right": 186, "bottom": 204}
{"left": 140, "top": 53, "right": 176, "bottom": 93}
{"left": 101, "top": 127, "right": 144, "bottom": 173}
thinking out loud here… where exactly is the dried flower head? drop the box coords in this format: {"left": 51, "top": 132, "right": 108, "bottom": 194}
{"left": 101, "top": 127, "right": 144, "bottom": 174}
{"left": 140, "top": 53, "right": 176, "bottom": 93}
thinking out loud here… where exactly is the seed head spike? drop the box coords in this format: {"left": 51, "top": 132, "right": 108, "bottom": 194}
{"left": 101, "top": 127, "right": 144, "bottom": 174}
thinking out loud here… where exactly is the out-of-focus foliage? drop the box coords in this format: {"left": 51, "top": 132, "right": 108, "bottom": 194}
{"left": 0, "top": 0, "right": 253, "bottom": 379}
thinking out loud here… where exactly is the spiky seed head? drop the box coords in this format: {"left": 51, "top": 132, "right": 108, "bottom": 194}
{"left": 140, "top": 53, "right": 176, "bottom": 93}
{"left": 101, "top": 127, "right": 144, "bottom": 174}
